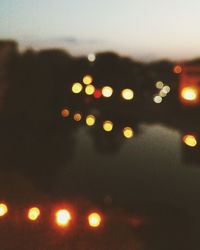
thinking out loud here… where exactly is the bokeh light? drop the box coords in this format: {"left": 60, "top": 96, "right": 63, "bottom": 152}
{"left": 183, "top": 134, "right": 197, "bottom": 147}
{"left": 85, "top": 85, "right": 95, "bottom": 95}
{"left": 27, "top": 207, "right": 40, "bottom": 221}
{"left": 74, "top": 113, "right": 82, "bottom": 122}
{"left": 88, "top": 212, "right": 102, "bottom": 228}
{"left": 55, "top": 209, "right": 71, "bottom": 227}
{"left": 181, "top": 87, "right": 198, "bottom": 101}
{"left": 123, "top": 127, "right": 134, "bottom": 139}
{"left": 0, "top": 203, "right": 8, "bottom": 217}
{"left": 153, "top": 95, "right": 162, "bottom": 103}
{"left": 61, "top": 108, "right": 70, "bottom": 118}
{"left": 162, "top": 85, "right": 171, "bottom": 94}
{"left": 88, "top": 53, "right": 96, "bottom": 62}
{"left": 155, "top": 81, "right": 164, "bottom": 89}
{"left": 94, "top": 89, "right": 102, "bottom": 99}
{"left": 102, "top": 86, "right": 113, "bottom": 98}
{"left": 173, "top": 65, "right": 182, "bottom": 74}
{"left": 159, "top": 90, "right": 167, "bottom": 97}
{"left": 83, "top": 75, "right": 93, "bottom": 85}
{"left": 121, "top": 89, "right": 134, "bottom": 100}
{"left": 103, "top": 121, "right": 113, "bottom": 132}
{"left": 72, "top": 82, "right": 83, "bottom": 94}
{"left": 86, "top": 115, "right": 96, "bottom": 126}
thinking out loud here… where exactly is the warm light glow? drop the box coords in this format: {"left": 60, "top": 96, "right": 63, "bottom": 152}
{"left": 55, "top": 209, "right": 71, "bottom": 227}
{"left": 102, "top": 86, "right": 113, "bottom": 98}
{"left": 88, "top": 212, "right": 102, "bottom": 228}
{"left": 61, "top": 108, "right": 70, "bottom": 118}
{"left": 103, "top": 121, "right": 113, "bottom": 132}
{"left": 0, "top": 203, "right": 8, "bottom": 217}
{"left": 28, "top": 207, "right": 40, "bottom": 221}
{"left": 88, "top": 53, "right": 96, "bottom": 62}
{"left": 85, "top": 84, "right": 95, "bottom": 95}
{"left": 173, "top": 65, "right": 182, "bottom": 74}
{"left": 94, "top": 89, "right": 102, "bottom": 99}
{"left": 162, "top": 85, "right": 171, "bottom": 94}
{"left": 155, "top": 81, "right": 164, "bottom": 89}
{"left": 159, "top": 90, "right": 167, "bottom": 97}
{"left": 123, "top": 127, "right": 134, "bottom": 138}
{"left": 74, "top": 113, "right": 82, "bottom": 122}
{"left": 86, "top": 115, "right": 96, "bottom": 126}
{"left": 83, "top": 75, "right": 93, "bottom": 85}
{"left": 183, "top": 135, "right": 197, "bottom": 147}
{"left": 181, "top": 87, "right": 198, "bottom": 101}
{"left": 72, "top": 82, "right": 83, "bottom": 94}
{"left": 153, "top": 95, "right": 162, "bottom": 103}
{"left": 121, "top": 89, "right": 134, "bottom": 100}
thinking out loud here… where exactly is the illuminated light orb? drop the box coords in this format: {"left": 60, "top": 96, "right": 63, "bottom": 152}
{"left": 86, "top": 115, "right": 96, "bottom": 126}
{"left": 155, "top": 81, "right": 164, "bottom": 89}
{"left": 88, "top": 53, "right": 96, "bottom": 62}
{"left": 88, "top": 212, "right": 102, "bottom": 228}
{"left": 0, "top": 203, "right": 8, "bottom": 217}
{"left": 61, "top": 108, "right": 70, "bottom": 118}
{"left": 183, "top": 135, "right": 197, "bottom": 147}
{"left": 83, "top": 75, "right": 93, "bottom": 85}
{"left": 102, "top": 86, "right": 113, "bottom": 98}
{"left": 181, "top": 87, "right": 198, "bottom": 101}
{"left": 94, "top": 89, "right": 102, "bottom": 99}
{"left": 55, "top": 209, "right": 71, "bottom": 227}
{"left": 103, "top": 121, "right": 113, "bottom": 132}
{"left": 123, "top": 127, "right": 134, "bottom": 139}
{"left": 74, "top": 113, "right": 82, "bottom": 122}
{"left": 159, "top": 90, "right": 167, "bottom": 97}
{"left": 173, "top": 65, "right": 182, "bottom": 74}
{"left": 121, "top": 89, "right": 134, "bottom": 100}
{"left": 28, "top": 207, "right": 40, "bottom": 221}
{"left": 72, "top": 82, "right": 83, "bottom": 94}
{"left": 85, "top": 85, "right": 95, "bottom": 95}
{"left": 153, "top": 95, "right": 163, "bottom": 104}
{"left": 162, "top": 85, "right": 171, "bottom": 94}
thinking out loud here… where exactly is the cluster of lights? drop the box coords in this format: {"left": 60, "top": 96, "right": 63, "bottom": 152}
{"left": 0, "top": 202, "right": 103, "bottom": 229}
{"left": 71, "top": 75, "right": 135, "bottom": 101}
{"left": 183, "top": 134, "right": 198, "bottom": 147}
{"left": 61, "top": 108, "right": 134, "bottom": 139}
{"left": 153, "top": 81, "right": 171, "bottom": 104}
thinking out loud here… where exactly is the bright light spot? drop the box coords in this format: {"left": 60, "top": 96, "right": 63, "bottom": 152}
{"left": 181, "top": 87, "right": 198, "bottom": 101}
{"left": 153, "top": 95, "right": 162, "bottom": 104}
{"left": 72, "top": 82, "right": 83, "bottom": 94}
{"left": 121, "top": 89, "right": 134, "bottom": 100}
{"left": 173, "top": 65, "right": 182, "bottom": 74}
{"left": 103, "top": 121, "right": 113, "bottom": 132}
{"left": 94, "top": 89, "right": 102, "bottom": 99}
{"left": 102, "top": 86, "right": 113, "bottom": 98}
{"left": 28, "top": 207, "right": 40, "bottom": 221}
{"left": 159, "top": 90, "right": 167, "bottom": 97}
{"left": 74, "top": 113, "right": 82, "bottom": 122}
{"left": 0, "top": 203, "right": 8, "bottom": 217}
{"left": 85, "top": 84, "right": 95, "bottom": 95}
{"left": 162, "top": 85, "right": 171, "bottom": 94}
{"left": 88, "top": 53, "right": 96, "bottom": 62}
{"left": 183, "top": 135, "right": 197, "bottom": 147}
{"left": 83, "top": 75, "right": 93, "bottom": 85}
{"left": 155, "top": 81, "right": 164, "bottom": 89}
{"left": 61, "top": 108, "right": 70, "bottom": 118}
{"left": 86, "top": 115, "right": 96, "bottom": 126}
{"left": 55, "top": 209, "right": 71, "bottom": 227}
{"left": 123, "top": 127, "right": 134, "bottom": 139}
{"left": 88, "top": 212, "right": 102, "bottom": 228}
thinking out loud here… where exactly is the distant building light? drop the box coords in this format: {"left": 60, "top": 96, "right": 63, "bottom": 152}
{"left": 88, "top": 53, "right": 96, "bottom": 62}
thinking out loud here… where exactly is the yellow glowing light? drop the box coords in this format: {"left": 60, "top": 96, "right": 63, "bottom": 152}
{"left": 28, "top": 207, "right": 40, "bottom": 221}
{"left": 85, "top": 84, "right": 95, "bottom": 95}
{"left": 159, "top": 90, "right": 167, "bottom": 97}
{"left": 162, "top": 85, "right": 171, "bottom": 94}
{"left": 123, "top": 127, "right": 134, "bottom": 139}
{"left": 55, "top": 209, "right": 71, "bottom": 227}
{"left": 74, "top": 113, "right": 82, "bottom": 122}
{"left": 102, "top": 86, "right": 113, "bottom": 98}
{"left": 153, "top": 95, "right": 162, "bottom": 104}
{"left": 88, "top": 53, "right": 96, "bottom": 62}
{"left": 0, "top": 203, "right": 8, "bottom": 217}
{"left": 181, "top": 87, "right": 198, "bottom": 101}
{"left": 121, "top": 89, "right": 134, "bottom": 100}
{"left": 86, "top": 115, "right": 96, "bottom": 126}
{"left": 61, "top": 108, "right": 70, "bottom": 118}
{"left": 88, "top": 212, "right": 102, "bottom": 228}
{"left": 155, "top": 81, "right": 164, "bottom": 89}
{"left": 103, "top": 121, "right": 113, "bottom": 132}
{"left": 72, "top": 82, "right": 83, "bottom": 94}
{"left": 83, "top": 75, "right": 93, "bottom": 85}
{"left": 183, "top": 135, "right": 197, "bottom": 147}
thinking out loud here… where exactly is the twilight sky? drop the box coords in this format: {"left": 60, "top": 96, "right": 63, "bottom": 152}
{"left": 1, "top": 0, "right": 200, "bottom": 60}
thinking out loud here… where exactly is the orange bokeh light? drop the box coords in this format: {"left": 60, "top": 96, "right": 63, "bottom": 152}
{"left": 27, "top": 207, "right": 40, "bottom": 221}
{"left": 0, "top": 203, "right": 8, "bottom": 217}
{"left": 61, "top": 108, "right": 70, "bottom": 118}
{"left": 55, "top": 209, "right": 72, "bottom": 227}
{"left": 173, "top": 65, "right": 182, "bottom": 74}
{"left": 88, "top": 212, "right": 102, "bottom": 228}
